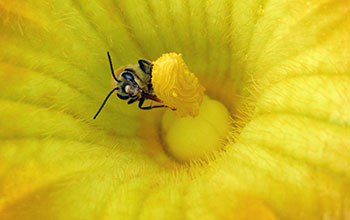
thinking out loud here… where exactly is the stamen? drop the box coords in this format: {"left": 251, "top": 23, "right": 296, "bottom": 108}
{"left": 151, "top": 53, "right": 205, "bottom": 117}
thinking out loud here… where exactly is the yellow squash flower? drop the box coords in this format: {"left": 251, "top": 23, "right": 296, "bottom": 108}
{"left": 0, "top": 0, "right": 349, "bottom": 219}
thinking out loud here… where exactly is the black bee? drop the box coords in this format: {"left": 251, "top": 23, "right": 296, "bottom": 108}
{"left": 93, "top": 52, "right": 167, "bottom": 119}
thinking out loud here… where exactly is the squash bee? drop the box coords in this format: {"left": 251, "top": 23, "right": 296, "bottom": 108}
{"left": 93, "top": 52, "right": 168, "bottom": 119}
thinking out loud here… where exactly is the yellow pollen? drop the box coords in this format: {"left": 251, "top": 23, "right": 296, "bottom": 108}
{"left": 152, "top": 53, "right": 205, "bottom": 117}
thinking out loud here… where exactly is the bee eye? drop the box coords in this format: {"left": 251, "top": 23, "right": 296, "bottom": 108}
{"left": 122, "top": 72, "right": 135, "bottom": 82}
{"left": 138, "top": 59, "right": 152, "bottom": 74}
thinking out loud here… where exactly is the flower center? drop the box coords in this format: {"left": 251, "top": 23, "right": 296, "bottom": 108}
{"left": 139, "top": 53, "right": 236, "bottom": 164}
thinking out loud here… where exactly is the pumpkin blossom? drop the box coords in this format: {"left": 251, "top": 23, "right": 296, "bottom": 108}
{"left": 0, "top": 0, "right": 349, "bottom": 220}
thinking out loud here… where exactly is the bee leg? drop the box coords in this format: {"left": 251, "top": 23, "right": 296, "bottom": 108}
{"left": 138, "top": 97, "right": 166, "bottom": 110}
{"left": 128, "top": 98, "right": 138, "bottom": 104}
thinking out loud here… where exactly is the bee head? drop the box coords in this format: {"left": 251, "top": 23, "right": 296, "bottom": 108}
{"left": 93, "top": 52, "right": 145, "bottom": 120}
{"left": 115, "top": 71, "right": 141, "bottom": 100}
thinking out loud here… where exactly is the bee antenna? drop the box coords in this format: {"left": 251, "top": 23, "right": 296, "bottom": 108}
{"left": 107, "top": 51, "right": 121, "bottom": 83}
{"left": 93, "top": 87, "right": 119, "bottom": 119}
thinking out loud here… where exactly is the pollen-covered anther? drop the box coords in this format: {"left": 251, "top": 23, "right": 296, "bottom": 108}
{"left": 152, "top": 53, "right": 205, "bottom": 117}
